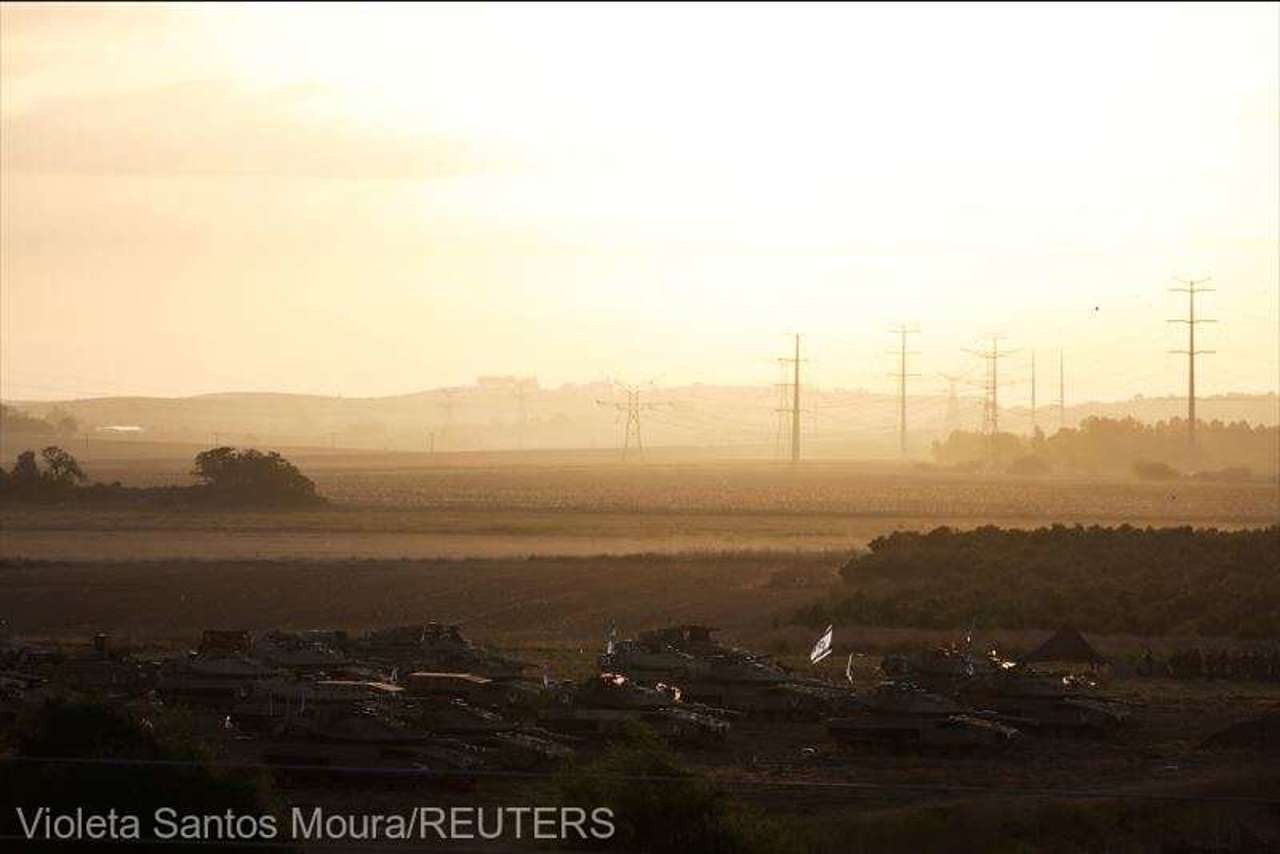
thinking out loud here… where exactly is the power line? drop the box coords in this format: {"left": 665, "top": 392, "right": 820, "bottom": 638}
{"left": 888, "top": 325, "right": 921, "bottom": 456}
{"left": 1168, "top": 276, "right": 1216, "bottom": 458}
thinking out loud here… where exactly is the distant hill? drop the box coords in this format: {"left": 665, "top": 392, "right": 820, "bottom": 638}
{"left": 3, "top": 385, "right": 1276, "bottom": 457}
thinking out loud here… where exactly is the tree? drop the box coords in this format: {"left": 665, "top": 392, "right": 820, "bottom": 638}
{"left": 191, "top": 447, "right": 320, "bottom": 505}
{"left": 9, "top": 450, "right": 42, "bottom": 488}
{"left": 41, "top": 445, "right": 87, "bottom": 486}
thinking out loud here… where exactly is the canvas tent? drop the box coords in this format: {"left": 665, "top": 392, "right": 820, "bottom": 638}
{"left": 1022, "top": 625, "right": 1107, "bottom": 667}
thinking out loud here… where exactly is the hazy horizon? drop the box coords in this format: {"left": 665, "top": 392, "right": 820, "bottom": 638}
{"left": 3, "top": 3, "right": 1278, "bottom": 403}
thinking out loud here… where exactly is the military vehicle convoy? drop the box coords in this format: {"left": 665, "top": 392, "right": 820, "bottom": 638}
{"left": 826, "top": 680, "right": 1021, "bottom": 752}
{"left": 600, "top": 624, "right": 853, "bottom": 719}
{"left": 882, "top": 643, "right": 1128, "bottom": 736}
{"left": 538, "top": 672, "right": 730, "bottom": 745}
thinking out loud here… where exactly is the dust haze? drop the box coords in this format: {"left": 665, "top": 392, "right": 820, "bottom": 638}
{"left": 1, "top": 5, "right": 1279, "bottom": 854}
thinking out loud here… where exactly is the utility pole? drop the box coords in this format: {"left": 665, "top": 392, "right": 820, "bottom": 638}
{"left": 965, "top": 335, "right": 1015, "bottom": 469}
{"left": 1168, "top": 277, "right": 1215, "bottom": 457}
{"left": 889, "top": 325, "right": 921, "bottom": 456}
{"left": 1057, "top": 350, "right": 1065, "bottom": 432}
{"left": 776, "top": 335, "right": 804, "bottom": 464}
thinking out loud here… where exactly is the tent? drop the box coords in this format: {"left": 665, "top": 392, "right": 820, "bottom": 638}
{"left": 1022, "top": 625, "right": 1107, "bottom": 667}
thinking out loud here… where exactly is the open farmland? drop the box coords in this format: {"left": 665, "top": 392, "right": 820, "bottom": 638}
{"left": 1, "top": 441, "right": 1276, "bottom": 560}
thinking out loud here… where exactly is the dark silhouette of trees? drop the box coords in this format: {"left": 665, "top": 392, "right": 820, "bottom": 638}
{"left": 0, "top": 446, "right": 322, "bottom": 507}
{"left": 0, "top": 446, "right": 85, "bottom": 501}
{"left": 191, "top": 447, "right": 320, "bottom": 505}
{"left": 796, "top": 525, "right": 1280, "bottom": 639}
{"left": 41, "top": 445, "right": 87, "bottom": 486}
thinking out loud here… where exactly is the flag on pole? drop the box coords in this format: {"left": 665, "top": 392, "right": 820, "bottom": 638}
{"left": 810, "top": 625, "right": 834, "bottom": 664}
{"left": 606, "top": 620, "right": 618, "bottom": 656}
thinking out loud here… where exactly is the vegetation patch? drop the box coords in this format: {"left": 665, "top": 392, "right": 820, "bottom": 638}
{"left": 794, "top": 524, "right": 1280, "bottom": 639}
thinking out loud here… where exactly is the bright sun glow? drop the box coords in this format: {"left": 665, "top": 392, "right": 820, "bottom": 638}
{"left": 1, "top": 3, "right": 1276, "bottom": 399}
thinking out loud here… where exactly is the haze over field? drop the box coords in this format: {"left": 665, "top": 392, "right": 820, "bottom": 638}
{"left": 2, "top": 3, "right": 1277, "bottom": 405}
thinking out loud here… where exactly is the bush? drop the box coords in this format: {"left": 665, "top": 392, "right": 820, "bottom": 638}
{"left": 191, "top": 447, "right": 321, "bottom": 505}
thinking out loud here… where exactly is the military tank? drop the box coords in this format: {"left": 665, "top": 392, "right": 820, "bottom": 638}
{"left": 352, "top": 623, "right": 532, "bottom": 681}
{"left": 964, "top": 667, "right": 1127, "bottom": 736}
{"left": 601, "top": 625, "right": 848, "bottom": 719}
{"left": 880, "top": 646, "right": 1126, "bottom": 737}
{"left": 827, "top": 681, "right": 1020, "bottom": 752}
{"left": 538, "top": 672, "right": 729, "bottom": 745}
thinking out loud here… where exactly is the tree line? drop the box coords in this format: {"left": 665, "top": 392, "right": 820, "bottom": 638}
{"left": 794, "top": 524, "right": 1280, "bottom": 640}
{"left": 931, "top": 416, "right": 1278, "bottom": 476}
{"left": 0, "top": 446, "right": 323, "bottom": 507}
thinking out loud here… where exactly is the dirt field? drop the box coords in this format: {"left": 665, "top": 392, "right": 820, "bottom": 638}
{"left": 2, "top": 444, "right": 1275, "bottom": 560}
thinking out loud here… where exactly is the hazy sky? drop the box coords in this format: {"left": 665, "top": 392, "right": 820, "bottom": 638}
{"left": 2, "top": 3, "right": 1276, "bottom": 402}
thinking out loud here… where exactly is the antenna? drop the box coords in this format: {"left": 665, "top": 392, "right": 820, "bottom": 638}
{"left": 1168, "top": 277, "right": 1215, "bottom": 457}
{"left": 889, "top": 325, "right": 921, "bottom": 456}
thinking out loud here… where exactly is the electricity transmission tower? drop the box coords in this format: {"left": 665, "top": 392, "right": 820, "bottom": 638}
{"left": 889, "top": 325, "right": 920, "bottom": 456}
{"left": 776, "top": 334, "right": 804, "bottom": 464}
{"left": 1168, "top": 276, "right": 1215, "bottom": 456}
{"left": 596, "top": 382, "right": 661, "bottom": 460}
{"left": 965, "top": 335, "right": 1016, "bottom": 469}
